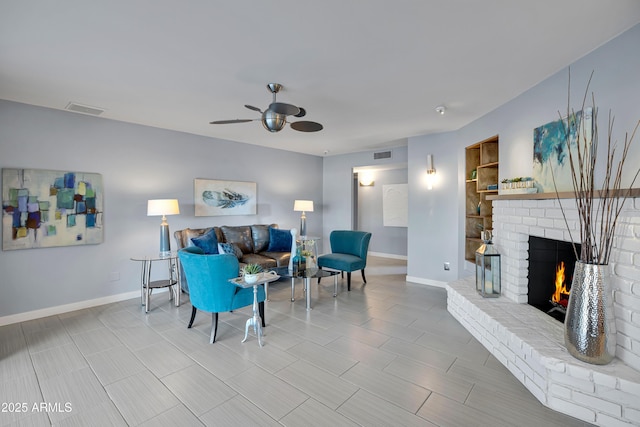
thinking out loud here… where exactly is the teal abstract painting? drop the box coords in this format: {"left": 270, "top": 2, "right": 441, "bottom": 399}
{"left": 532, "top": 108, "right": 592, "bottom": 193}
{"left": 2, "top": 168, "right": 104, "bottom": 250}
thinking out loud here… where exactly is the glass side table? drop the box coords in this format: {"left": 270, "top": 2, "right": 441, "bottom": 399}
{"left": 130, "top": 252, "right": 180, "bottom": 313}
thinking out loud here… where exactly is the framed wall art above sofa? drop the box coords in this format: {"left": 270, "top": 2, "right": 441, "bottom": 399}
{"left": 194, "top": 179, "right": 257, "bottom": 216}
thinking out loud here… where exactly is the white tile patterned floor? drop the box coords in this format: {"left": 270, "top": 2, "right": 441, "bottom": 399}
{"left": 0, "top": 257, "right": 595, "bottom": 426}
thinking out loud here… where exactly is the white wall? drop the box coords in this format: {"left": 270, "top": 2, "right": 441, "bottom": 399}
{"left": 0, "top": 101, "right": 322, "bottom": 319}
{"left": 408, "top": 23, "right": 640, "bottom": 283}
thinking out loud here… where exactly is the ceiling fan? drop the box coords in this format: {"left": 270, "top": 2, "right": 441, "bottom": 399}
{"left": 210, "top": 83, "right": 323, "bottom": 133}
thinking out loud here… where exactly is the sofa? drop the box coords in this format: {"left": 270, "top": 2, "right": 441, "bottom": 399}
{"left": 174, "top": 224, "right": 297, "bottom": 293}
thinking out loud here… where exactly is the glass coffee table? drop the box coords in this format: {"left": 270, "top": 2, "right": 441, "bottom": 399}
{"left": 272, "top": 267, "right": 339, "bottom": 311}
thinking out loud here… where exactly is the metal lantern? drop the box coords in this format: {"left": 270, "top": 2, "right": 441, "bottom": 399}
{"left": 476, "top": 230, "right": 501, "bottom": 297}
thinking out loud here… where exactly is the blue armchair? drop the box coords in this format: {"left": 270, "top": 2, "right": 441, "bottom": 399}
{"left": 178, "top": 247, "right": 265, "bottom": 344}
{"left": 317, "top": 230, "right": 372, "bottom": 291}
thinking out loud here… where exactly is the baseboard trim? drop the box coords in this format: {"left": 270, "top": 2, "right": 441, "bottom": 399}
{"left": 0, "top": 290, "right": 142, "bottom": 326}
{"left": 369, "top": 252, "right": 407, "bottom": 260}
{"left": 405, "top": 275, "right": 447, "bottom": 289}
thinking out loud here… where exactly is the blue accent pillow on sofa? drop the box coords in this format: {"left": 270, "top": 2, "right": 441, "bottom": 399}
{"left": 191, "top": 229, "right": 219, "bottom": 254}
{"left": 267, "top": 227, "right": 292, "bottom": 252}
{"left": 218, "top": 242, "right": 243, "bottom": 259}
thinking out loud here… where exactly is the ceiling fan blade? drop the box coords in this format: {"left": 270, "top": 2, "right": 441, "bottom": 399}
{"left": 209, "top": 119, "right": 254, "bottom": 124}
{"left": 244, "top": 104, "right": 262, "bottom": 113}
{"left": 294, "top": 107, "right": 306, "bottom": 118}
{"left": 269, "top": 102, "right": 300, "bottom": 116}
{"left": 290, "top": 121, "right": 323, "bottom": 132}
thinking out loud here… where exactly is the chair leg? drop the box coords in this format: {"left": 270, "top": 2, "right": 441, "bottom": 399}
{"left": 317, "top": 267, "right": 322, "bottom": 284}
{"left": 361, "top": 269, "right": 367, "bottom": 284}
{"left": 188, "top": 306, "right": 197, "bottom": 328}
{"left": 347, "top": 272, "right": 351, "bottom": 291}
{"left": 210, "top": 312, "right": 218, "bottom": 344}
{"left": 259, "top": 301, "right": 265, "bottom": 327}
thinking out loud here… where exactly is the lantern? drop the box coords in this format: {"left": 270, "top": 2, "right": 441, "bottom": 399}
{"left": 476, "top": 230, "right": 501, "bottom": 297}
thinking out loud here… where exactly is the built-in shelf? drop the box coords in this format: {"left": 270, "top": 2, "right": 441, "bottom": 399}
{"left": 464, "top": 135, "right": 499, "bottom": 261}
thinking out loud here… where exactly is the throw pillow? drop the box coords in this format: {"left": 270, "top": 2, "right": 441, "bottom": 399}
{"left": 267, "top": 227, "right": 292, "bottom": 252}
{"left": 190, "top": 228, "right": 219, "bottom": 254}
{"left": 218, "top": 242, "right": 243, "bottom": 259}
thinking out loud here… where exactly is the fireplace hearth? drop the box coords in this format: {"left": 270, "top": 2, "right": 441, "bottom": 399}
{"left": 528, "top": 236, "right": 580, "bottom": 322}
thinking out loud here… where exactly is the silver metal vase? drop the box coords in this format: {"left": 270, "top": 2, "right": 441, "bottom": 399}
{"left": 564, "top": 261, "right": 616, "bottom": 365}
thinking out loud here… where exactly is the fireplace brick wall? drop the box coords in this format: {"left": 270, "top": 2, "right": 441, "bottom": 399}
{"left": 446, "top": 197, "right": 640, "bottom": 426}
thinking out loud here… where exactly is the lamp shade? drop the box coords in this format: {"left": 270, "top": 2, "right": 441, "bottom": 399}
{"left": 147, "top": 199, "right": 180, "bottom": 216}
{"left": 293, "top": 200, "right": 314, "bottom": 212}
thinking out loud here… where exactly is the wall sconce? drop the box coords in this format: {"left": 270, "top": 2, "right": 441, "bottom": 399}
{"left": 426, "top": 154, "right": 436, "bottom": 190}
{"left": 359, "top": 171, "right": 374, "bottom": 186}
{"left": 147, "top": 199, "right": 180, "bottom": 256}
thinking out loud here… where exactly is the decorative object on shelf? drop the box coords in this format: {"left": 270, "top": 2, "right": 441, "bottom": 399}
{"left": 293, "top": 200, "right": 313, "bottom": 236}
{"left": 486, "top": 184, "right": 498, "bottom": 191}
{"left": 194, "top": 179, "right": 256, "bottom": 216}
{"left": 476, "top": 201, "right": 481, "bottom": 215}
{"left": 551, "top": 71, "right": 640, "bottom": 365}
{"left": 498, "top": 177, "right": 537, "bottom": 195}
{"left": 2, "top": 168, "right": 104, "bottom": 250}
{"left": 242, "top": 263, "right": 263, "bottom": 284}
{"left": 475, "top": 230, "right": 501, "bottom": 298}
{"left": 147, "top": 199, "right": 180, "bottom": 256}
{"left": 470, "top": 169, "right": 477, "bottom": 180}
{"left": 426, "top": 154, "right": 436, "bottom": 190}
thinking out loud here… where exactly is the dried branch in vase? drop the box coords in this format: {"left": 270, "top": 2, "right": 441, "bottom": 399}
{"left": 552, "top": 70, "right": 640, "bottom": 265}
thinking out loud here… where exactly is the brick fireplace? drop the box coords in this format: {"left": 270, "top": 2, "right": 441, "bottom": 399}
{"left": 447, "top": 196, "right": 640, "bottom": 426}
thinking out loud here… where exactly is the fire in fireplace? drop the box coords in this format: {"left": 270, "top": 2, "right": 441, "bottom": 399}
{"left": 528, "top": 236, "right": 581, "bottom": 322}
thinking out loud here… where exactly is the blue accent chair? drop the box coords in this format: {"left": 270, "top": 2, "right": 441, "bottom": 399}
{"left": 317, "top": 230, "right": 372, "bottom": 291}
{"left": 178, "top": 247, "right": 265, "bottom": 344}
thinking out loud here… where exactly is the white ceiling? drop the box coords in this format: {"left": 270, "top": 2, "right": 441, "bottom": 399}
{"left": 2, "top": 1, "right": 640, "bottom": 157}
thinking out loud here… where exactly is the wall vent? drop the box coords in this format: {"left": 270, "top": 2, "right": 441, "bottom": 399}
{"left": 65, "top": 102, "right": 105, "bottom": 116}
{"left": 373, "top": 150, "right": 392, "bottom": 160}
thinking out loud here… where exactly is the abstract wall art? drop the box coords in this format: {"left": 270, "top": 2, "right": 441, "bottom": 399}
{"left": 2, "top": 168, "right": 104, "bottom": 250}
{"left": 194, "top": 179, "right": 257, "bottom": 216}
{"left": 532, "top": 108, "right": 592, "bottom": 193}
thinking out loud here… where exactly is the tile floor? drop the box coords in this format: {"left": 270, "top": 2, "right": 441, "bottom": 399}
{"left": 0, "top": 257, "right": 594, "bottom": 426}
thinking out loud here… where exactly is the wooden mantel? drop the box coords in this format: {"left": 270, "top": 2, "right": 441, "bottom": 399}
{"left": 487, "top": 188, "right": 640, "bottom": 201}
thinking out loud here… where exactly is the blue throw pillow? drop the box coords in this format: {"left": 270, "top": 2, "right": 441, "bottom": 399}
{"left": 267, "top": 227, "right": 292, "bottom": 252}
{"left": 190, "top": 229, "right": 219, "bottom": 254}
{"left": 218, "top": 242, "right": 243, "bottom": 259}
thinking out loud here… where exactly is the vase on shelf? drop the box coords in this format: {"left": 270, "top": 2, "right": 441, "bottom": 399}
{"left": 564, "top": 261, "right": 616, "bottom": 365}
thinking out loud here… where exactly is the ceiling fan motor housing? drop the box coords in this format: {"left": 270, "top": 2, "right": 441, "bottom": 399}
{"left": 262, "top": 109, "right": 287, "bottom": 132}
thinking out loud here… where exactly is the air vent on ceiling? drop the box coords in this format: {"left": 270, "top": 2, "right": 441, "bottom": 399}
{"left": 373, "top": 150, "right": 392, "bottom": 160}
{"left": 65, "top": 102, "right": 105, "bottom": 116}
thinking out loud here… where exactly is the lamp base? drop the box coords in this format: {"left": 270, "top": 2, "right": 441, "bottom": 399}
{"left": 160, "top": 224, "right": 171, "bottom": 256}
{"left": 300, "top": 217, "right": 307, "bottom": 237}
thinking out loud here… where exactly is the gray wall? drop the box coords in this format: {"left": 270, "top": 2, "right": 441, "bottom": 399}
{"left": 0, "top": 101, "right": 322, "bottom": 318}
{"left": 407, "top": 23, "right": 640, "bottom": 284}
{"left": 357, "top": 168, "right": 408, "bottom": 257}
{"left": 322, "top": 144, "right": 409, "bottom": 252}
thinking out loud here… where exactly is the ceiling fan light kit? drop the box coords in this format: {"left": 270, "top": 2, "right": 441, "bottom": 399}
{"left": 210, "top": 83, "right": 323, "bottom": 133}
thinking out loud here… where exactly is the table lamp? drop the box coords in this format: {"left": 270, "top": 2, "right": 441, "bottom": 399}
{"left": 293, "top": 200, "right": 313, "bottom": 237}
{"left": 147, "top": 199, "right": 180, "bottom": 256}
